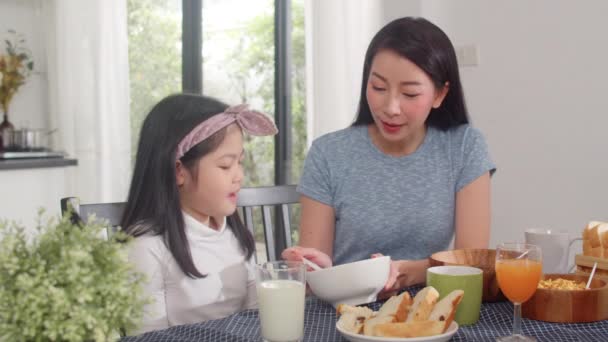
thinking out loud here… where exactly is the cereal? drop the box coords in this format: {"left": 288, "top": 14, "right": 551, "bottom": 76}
{"left": 538, "top": 278, "right": 587, "bottom": 290}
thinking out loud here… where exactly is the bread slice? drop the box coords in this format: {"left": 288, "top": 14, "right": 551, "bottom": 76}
{"left": 583, "top": 238, "right": 593, "bottom": 257}
{"left": 584, "top": 221, "right": 607, "bottom": 258}
{"left": 363, "top": 315, "right": 395, "bottom": 336}
{"left": 337, "top": 312, "right": 365, "bottom": 334}
{"left": 336, "top": 304, "right": 374, "bottom": 318}
{"left": 588, "top": 222, "right": 603, "bottom": 248}
{"left": 598, "top": 223, "right": 608, "bottom": 258}
{"left": 376, "top": 291, "right": 412, "bottom": 321}
{"left": 406, "top": 286, "right": 439, "bottom": 322}
{"left": 373, "top": 320, "right": 445, "bottom": 338}
{"left": 429, "top": 289, "right": 464, "bottom": 332}
{"left": 394, "top": 292, "right": 412, "bottom": 322}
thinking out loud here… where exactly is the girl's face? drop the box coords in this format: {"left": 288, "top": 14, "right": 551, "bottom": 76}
{"left": 366, "top": 49, "right": 448, "bottom": 155}
{"left": 177, "top": 123, "right": 244, "bottom": 228}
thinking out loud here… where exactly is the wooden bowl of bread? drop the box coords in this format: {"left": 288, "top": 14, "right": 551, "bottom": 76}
{"left": 522, "top": 274, "right": 608, "bottom": 323}
{"left": 336, "top": 286, "right": 460, "bottom": 341}
{"left": 429, "top": 249, "right": 505, "bottom": 302}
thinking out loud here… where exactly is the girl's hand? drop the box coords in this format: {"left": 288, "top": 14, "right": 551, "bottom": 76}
{"left": 372, "top": 253, "right": 429, "bottom": 299}
{"left": 281, "top": 246, "right": 332, "bottom": 271}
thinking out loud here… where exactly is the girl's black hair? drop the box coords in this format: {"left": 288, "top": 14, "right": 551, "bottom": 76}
{"left": 121, "top": 93, "right": 255, "bottom": 278}
{"left": 353, "top": 17, "right": 469, "bottom": 130}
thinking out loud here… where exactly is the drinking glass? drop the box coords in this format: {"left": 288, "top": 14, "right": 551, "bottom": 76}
{"left": 256, "top": 261, "right": 306, "bottom": 342}
{"left": 495, "top": 243, "right": 542, "bottom": 342}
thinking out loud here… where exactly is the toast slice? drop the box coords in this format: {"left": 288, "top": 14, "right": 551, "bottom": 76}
{"left": 584, "top": 221, "right": 607, "bottom": 258}
{"left": 588, "top": 222, "right": 602, "bottom": 248}
{"left": 376, "top": 291, "right": 412, "bottom": 321}
{"left": 394, "top": 292, "right": 412, "bottom": 322}
{"left": 336, "top": 304, "right": 374, "bottom": 318}
{"left": 363, "top": 315, "right": 395, "bottom": 336}
{"left": 405, "top": 286, "right": 439, "bottom": 322}
{"left": 598, "top": 223, "right": 608, "bottom": 258}
{"left": 337, "top": 312, "right": 365, "bottom": 334}
{"left": 373, "top": 320, "right": 445, "bottom": 338}
{"left": 336, "top": 304, "right": 374, "bottom": 335}
{"left": 429, "top": 289, "right": 464, "bottom": 332}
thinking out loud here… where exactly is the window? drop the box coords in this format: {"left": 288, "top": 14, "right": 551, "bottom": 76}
{"left": 128, "top": 0, "right": 306, "bottom": 260}
{"left": 127, "top": 0, "right": 182, "bottom": 158}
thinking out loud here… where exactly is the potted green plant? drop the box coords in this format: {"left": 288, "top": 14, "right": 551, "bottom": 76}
{"left": 0, "top": 210, "right": 148, "bottom": 341}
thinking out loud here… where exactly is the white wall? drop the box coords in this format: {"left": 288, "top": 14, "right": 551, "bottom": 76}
{"left": 0, "top": 0, "right": 48, "bottom": 130}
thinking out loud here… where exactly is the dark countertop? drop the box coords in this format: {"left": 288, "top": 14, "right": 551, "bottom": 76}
{"left": 0, "top": 158, "right": 78, "bottom": 170}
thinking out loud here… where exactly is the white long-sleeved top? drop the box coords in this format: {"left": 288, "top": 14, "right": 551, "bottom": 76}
{"left": 128, "top": 212, "right": 256, "bottom": 335}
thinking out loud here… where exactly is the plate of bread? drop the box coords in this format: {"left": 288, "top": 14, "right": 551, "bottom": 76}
{"left": 336, "top": 286, "right": 461, "bottom": 342}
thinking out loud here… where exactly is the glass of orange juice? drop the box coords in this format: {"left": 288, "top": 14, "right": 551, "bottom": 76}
{"left": 495, "top": 243, "right": 542, "bottom": 342}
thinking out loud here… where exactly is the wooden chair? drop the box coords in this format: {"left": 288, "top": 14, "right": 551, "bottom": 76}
{"left": 236, "top": 184, "right": 300, "bottom": 262}
{"left": 61, "top": 184, "right": 300, "bottom": 261}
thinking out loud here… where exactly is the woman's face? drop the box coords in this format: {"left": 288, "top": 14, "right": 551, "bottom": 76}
{"left": 366, "top": 49, "right": 448, "bottom": 154}
{"left": 177, "top": 124, "right": 244, "bottom": 227}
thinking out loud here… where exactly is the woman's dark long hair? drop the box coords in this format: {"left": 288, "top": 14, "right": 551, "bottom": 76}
{"left": 353, "top": 17, "right": 469, "bottom": 130}
{"left": 121, "top": 93, "right": 255, "bottom": 278}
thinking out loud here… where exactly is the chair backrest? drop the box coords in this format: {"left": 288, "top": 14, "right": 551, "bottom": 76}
{"left": 237, "top": 184, "right": 299, "bottom": 262}
{"left": 60, "top": 197, "right": 126, "bottom": 235}
{"left": 61, "top": 184, "right": 300, "bottom": 261}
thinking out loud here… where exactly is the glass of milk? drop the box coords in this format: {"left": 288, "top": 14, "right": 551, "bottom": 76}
{"left": 256, "top": 261, "right": 306, "bottom": 342}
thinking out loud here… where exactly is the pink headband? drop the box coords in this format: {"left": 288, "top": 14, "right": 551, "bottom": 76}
{"left": 175, "top": 104, "right": 278, "bottom": 161}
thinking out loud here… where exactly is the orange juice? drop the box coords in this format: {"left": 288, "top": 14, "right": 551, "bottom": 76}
{"left": 496, "top": 259, "right": 542, "bottom": 303}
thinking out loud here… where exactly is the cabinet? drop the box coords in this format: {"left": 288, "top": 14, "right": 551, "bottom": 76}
{"left": 0, "top": 159, "right": 77, "bottom": 233}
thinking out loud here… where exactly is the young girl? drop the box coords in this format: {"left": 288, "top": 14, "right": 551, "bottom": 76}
{"left": 121, "top": 94, "right": 277, "bottom": 334}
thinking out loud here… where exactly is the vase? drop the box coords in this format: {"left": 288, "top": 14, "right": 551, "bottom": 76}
{"left": 0, "top": 112, "right": 15, "bottom": 151}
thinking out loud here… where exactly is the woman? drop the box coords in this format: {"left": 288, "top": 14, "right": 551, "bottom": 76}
{"left": 284, "top": 17, "right": 495, "bottom": 295}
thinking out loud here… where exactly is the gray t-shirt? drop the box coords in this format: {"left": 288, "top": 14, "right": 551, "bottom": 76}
{"left": 297, "top": 124, "right": 496, "bottom": 265}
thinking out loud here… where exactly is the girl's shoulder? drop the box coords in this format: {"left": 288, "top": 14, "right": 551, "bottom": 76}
{"left": 128, "top": 233, "right": 167, "bottom": 258}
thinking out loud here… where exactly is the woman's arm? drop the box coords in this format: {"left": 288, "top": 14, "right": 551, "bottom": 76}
{"left": 281, "top": 195, "right": 335, "bottom": 268}
{"left": 298, "top": 195, "right": 336, "bottom": 259}
{"left": 454, "top": 172, "right": 491, "bottom": 249}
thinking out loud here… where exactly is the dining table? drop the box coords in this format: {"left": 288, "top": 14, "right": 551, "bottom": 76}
{"left": 121, "top": 286, "right": 608, "bottom": 342}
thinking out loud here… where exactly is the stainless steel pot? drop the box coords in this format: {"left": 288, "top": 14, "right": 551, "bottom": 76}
{"left": 3, "top": 129, "right": 55, "bottom": 151}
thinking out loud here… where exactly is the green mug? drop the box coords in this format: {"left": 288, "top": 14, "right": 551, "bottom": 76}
{"left": 427, "top": 265, "right": 483, "bottom": 325}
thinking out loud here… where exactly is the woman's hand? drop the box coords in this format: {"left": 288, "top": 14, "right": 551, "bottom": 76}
{"left": 281, "top": 246, "right": 333, "bottom": 271}
{"left": 372, "top": 254, "right": 429, "bottom": 299}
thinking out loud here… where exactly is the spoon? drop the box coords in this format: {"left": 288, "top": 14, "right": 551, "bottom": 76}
{"left": 301, "top": 257, "right": 322, "bottom": 271}
{"left": 585, "top": 262, "right": 598, "bottom": 289}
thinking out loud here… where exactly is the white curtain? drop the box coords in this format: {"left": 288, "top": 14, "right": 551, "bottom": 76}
{"left": 43, "top": 0, "right": 131, "bottom": 203}
{"left": 304, "top": 0, "right": 384, "bottom": 144}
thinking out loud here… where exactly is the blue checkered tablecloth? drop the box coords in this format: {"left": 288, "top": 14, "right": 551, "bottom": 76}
{"left": 122, "top": 287, "right": 608, "bottom": 342}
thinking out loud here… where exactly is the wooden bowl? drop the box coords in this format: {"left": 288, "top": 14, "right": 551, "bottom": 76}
{"left": 522, "top": 274, "right": 608, "bottom": 323}
{"left": 429, "top": 249, "right": 505, "bottom": 302}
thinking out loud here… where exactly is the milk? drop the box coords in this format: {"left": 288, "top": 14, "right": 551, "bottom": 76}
{"left": 257, "top": 279, "right": 305, "bottom": 342}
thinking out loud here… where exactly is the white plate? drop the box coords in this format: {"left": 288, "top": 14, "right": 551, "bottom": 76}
{"left": 336, "top": 321, "right": 459, "bottom": 342}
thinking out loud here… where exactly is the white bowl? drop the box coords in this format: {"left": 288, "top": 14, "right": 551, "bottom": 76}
{"left": 306, "top": 256, "right": 390, "bottom": 307}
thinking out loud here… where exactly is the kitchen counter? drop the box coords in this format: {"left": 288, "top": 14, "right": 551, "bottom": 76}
{"left": 0, "top": 157, "right": 77, "bottom": 170}
{"left": 0, "top": 157, "right": 78, "bottom": 230}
